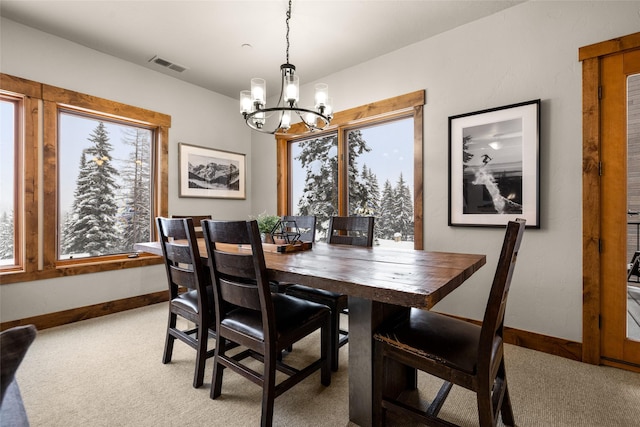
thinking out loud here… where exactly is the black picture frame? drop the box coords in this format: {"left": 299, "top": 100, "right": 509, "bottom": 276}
{"left": 448, "top": 99, "right": 540, "bottom": 228}
{"left": 178, "top": 143, "right": 246, "bottom": 199}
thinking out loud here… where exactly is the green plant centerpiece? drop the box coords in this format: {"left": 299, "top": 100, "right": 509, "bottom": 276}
{"left": 253, "top": 212, "right": 280, "bottom": 242}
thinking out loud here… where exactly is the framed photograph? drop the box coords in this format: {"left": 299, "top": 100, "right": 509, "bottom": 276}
{"left": 179, "top": 143, "right": 246, "bottom": 199}
{"left": 449, "top": 100, "right": 540, "bottom": 228}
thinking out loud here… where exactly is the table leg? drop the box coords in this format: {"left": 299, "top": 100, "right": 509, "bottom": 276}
{"left": 348, "top": 297, "right": 411, "bottom": 426}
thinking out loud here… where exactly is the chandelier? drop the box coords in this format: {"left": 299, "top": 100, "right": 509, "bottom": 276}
{"left": 239, "top": 0, "right": 333, "bottom": 134}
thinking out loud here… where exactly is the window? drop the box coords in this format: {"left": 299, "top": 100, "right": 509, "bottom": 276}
{"left": 57, "top": 111, "right": 153, "bottom": 259}
{"left": 347, "top": 119, "right": 415, "bottom": 245}
{"left": 278, "top": 91, "right": 424, "bottom": 248}
{"left": 0, "top": 73, "right": 169, "bottom": 284}
{"left": 0, "top": 96, "right": 18, "bottom": 268}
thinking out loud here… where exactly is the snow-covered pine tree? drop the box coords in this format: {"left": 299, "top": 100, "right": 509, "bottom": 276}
{"left": 118, "top": 128, "right": 152, "bottom": 251}
{"left": 346, "top": 130, "right": 372, "bottom": 215}
{"left": 295, "top": 130, "right": 373, "bottom": 240}
{"left": 361, "top": 165, "right": 380, "bottom": 215}
{"left": 393, "top": 172, "right": 414, "bottom": 241}
{"left": 296, "top": 134, "right": 339, "bottom": 239}
{"left": 378, "top": 179, "right": 395, "bottom": 240}
{"left": 0, "top": 210, "right": 14, "bottom": 261}
{"left": 60, "top": 122, "right": 120, "bottom": 257}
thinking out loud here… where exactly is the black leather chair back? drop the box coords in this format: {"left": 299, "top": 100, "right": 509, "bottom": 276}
{"left": 282, "top": 215, "right": 316, "bottom": 242}
{"left": 328, "top": 216, "right": 374, "bottom": 247}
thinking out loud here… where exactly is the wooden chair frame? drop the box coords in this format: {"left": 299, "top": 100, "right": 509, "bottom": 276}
{"left": 202, "top": 219, "right": 331, "bottom": 426}
{"left": 372, "top": 219, "right": 526, "bottom": 426}
{"left": 171, "top": 214, "right": 212, "bottom": 238}
{"left": 157, "top": 217, "right": 216, "bottom": 388}
{"left": 286, "top": 216, "right": 374, "bottom": 371}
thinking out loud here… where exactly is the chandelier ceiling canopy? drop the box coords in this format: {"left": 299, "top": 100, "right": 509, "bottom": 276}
{"left": 240, "top": 0, "right": 333, "bottom": 135}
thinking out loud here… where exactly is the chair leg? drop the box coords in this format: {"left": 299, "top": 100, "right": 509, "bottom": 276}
{"left": 193, "top": 322, "right": 207, "bottom": 388}
{"left": 500, "top": 381, "right": 515, "bottom": 426}
{"left": 261, "top": 349, "right": 277, "bottom": 427}
{"left": 330, "top": 310, "right": 340, "bottom": 371}
{"left": 476, "top": 386, "right": 496, "bottom": 427}
{"left": 163, "top": 312, "right": 177, "bottom": 364}
{"left": 321, "top": 317, "right": 331, "bottom": 386}
{"left": 498, "top": 361, "right": 515, "bottom": 426}
{"left": 210, "top": 338, "right": 226, "bottom": 399}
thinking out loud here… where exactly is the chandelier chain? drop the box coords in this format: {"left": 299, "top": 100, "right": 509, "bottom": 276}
{"left": 285, "top": 0, "right": 292, "bottom": 64}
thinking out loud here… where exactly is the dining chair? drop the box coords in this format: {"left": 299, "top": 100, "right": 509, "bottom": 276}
{"left": 281, "top": 214, "right": 316, "bottom": 243}
{"left": 268, "top": 215, "right": 317, "bottom": 294}
{"left": 285, "top": 215, "right": 375, "bottom": 371}
{"left": 280, "top": 215, "right": 316, "bottom": 243}
{"left": 171, "top": 214, "right": 212, "bottom": 238}
{"left": 157, "top": 217, "right": 216, "bottom": 388}
{"left": 371, "top": 218, "right": 526, "bottom": 427}
{"left": 201, "top": 219, "right": 331, "bottom": 427}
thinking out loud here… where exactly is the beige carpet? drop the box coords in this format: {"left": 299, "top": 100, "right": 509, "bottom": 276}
{"left": 15, "top": 303, "right": 640, "bottom": 426}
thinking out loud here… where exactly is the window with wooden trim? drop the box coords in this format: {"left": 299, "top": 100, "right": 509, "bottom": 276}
{"left": 277, "top": 91, "right": 424, "bottom": 249}
{"left": 56, "top": 110, "right": 154, "bottom": 260}
{"left": 0, "top": 73, "right": 169, "bottom": 284}
{"left": 0, "top": 94, "right": 21, "bottom": 270}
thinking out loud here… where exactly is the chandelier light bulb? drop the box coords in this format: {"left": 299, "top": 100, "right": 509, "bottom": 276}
{"left": 285, "top": 74, "right": 299, "bottom": 105}
{"left": 240, "top": 90, "right": 253, "bottom": 114}
{"left": 324, "top": 98, "right": 334, "bottom": 116}
{"left": 281, "top": 111, "right": 292, "bottom": 130}
{"left": 251, "top": 78, "right": 266, "bottom": 106}
{"left": 315, "top": 83, "right": 329, "bottom": 108}
{"left": 304, "top": 107, "right": 317, "bottom": 126}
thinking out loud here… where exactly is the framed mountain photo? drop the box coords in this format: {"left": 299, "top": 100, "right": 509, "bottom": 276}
{"left": 179, "top": 143, "right": 246, "bottom": 199}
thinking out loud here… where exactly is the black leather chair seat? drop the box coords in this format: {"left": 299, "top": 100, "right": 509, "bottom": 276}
{"left": 221, "top": 293, "right": 330, "bottom": 341}
{"left": 172, "top": 288, "right": 214, "bottom": 314}
{"left": 285, "top": 285, "right": 347, "bottom": 309}
{"left": 285, "top": 284, "right": 348, "bottom": 372}
{"left": 172, "top": 290, "right": 199, "bottom": 312}
{"left": 375, "top": 308, "right": 484, "bottom": 375}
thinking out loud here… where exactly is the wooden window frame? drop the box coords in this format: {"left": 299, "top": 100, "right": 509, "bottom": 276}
{"left": 276, "top": 91, "right": 425, "bottom": 249}
{"left": 0, "top": 92, "right": 28, "bottom": 273}
{"left": 0, "top": 73, "right": 169, "bottom": 285}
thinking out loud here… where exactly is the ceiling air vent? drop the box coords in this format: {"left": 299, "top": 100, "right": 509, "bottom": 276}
{"left": 148, "top": 55, "right": 188, "bottom": 73}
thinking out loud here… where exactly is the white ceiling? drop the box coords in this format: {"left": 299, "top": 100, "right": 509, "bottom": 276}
{"left": 0, "top": 0, "right": 524, "bottom": 99}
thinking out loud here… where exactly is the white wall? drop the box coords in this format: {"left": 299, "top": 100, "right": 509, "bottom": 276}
{"left": 0, "top": 18, "right": 253, "bottom": 320}
{"left": 3, "top": 1, "right": 640, "bottom": 343}
{"left": 251, "top": 0, "right": 640, "bottom": 342}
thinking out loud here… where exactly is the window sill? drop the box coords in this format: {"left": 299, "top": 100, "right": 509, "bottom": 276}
{"left": 0, "top": 253, "right": 163, "bottom": 285}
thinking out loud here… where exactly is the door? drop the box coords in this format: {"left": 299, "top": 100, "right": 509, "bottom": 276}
{"left": 600, "top": 47, "right": 640, "bottom": 368}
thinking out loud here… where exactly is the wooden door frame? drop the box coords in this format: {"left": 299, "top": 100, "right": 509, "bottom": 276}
{"left": 580, "top": 32, "right": 640, "bottom": 365}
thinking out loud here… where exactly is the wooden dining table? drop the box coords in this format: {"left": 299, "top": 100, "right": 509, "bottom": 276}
{"left": 134, "top": 240, "right": 486, "bottom": 426}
